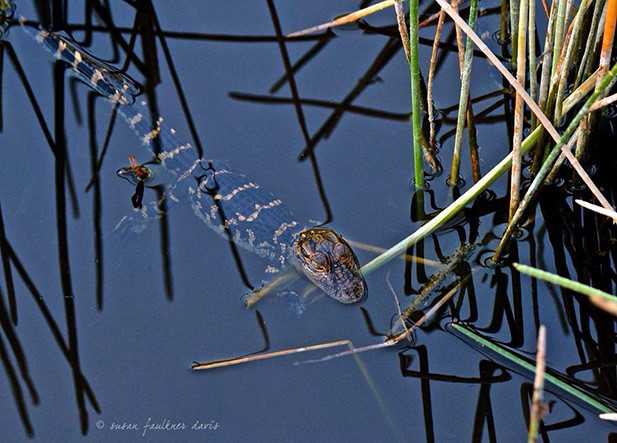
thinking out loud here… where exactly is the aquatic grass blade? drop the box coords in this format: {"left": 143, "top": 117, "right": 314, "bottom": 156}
{"left": 514, "top": 263, "right": 617, "bottom": 305}
{"left": 450, "top": 322, "right": 617, "bottom": 414}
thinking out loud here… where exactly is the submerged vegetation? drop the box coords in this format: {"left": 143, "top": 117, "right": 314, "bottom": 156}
{"left": 1, "top": 0, "right": 617, "bottom": 441}
{"left": 249, "top": 0, "right": 617, "bottom": 438}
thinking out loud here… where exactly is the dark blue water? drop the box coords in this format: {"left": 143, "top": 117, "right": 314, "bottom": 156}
{"left": 1, "top": 1, "right": 616, "bottom": 442}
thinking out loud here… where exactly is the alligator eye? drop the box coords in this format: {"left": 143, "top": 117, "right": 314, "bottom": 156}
{"left": 310, "top": 252, "right": 330, "bottom": 273}
{"left": 324, "top": 231, "right": 339, "bottom": 243}
{"left": 333, "top": 243, "right": 353, "bottom": 265}
{"left": 301, "top": 242, "right": 314, "bottom": 258}
{"left": 333, "top": 242, "right": 348, "bottom": 258}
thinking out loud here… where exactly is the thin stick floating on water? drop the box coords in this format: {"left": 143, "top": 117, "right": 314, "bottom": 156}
{"left": 298, "top": 281, "right": 464, "bottom": 365}
{"left": 243, "top": 270, "right": 297, "bottom": 309}
{"left": 192, "top": 339, "right": 351, "bottom": 371}
{"left": 287, "top": 0, "right": 397, "bottom": 37}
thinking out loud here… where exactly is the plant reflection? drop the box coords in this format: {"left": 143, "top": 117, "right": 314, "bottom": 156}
{"left": 1, "top": 0, "right": 617, "bottom": 441}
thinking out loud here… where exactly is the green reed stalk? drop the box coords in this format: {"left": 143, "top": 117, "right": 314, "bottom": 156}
{"left": 575, "top": 0, "right": 606, "bottom": 87}
{"left": 533, "top": 0, "right": 557, "bottom": 171}
{"left": 510, "top": 0, "right": 520, "bottom": 63}
{"left": 551, "top": 0, "right": 568, "bottom": 77}
{"left": 427, "top": 10, "right": 446, "bottom": 150}
{"left": 510, "top": 0, "right": 529, "bottom": 220}
{"left": 500, "top": 0, "right": 509, "bottom": 47}
{"left": 451, "top": 0, "right": 465, "bottom": 70}
{"left": 575, "top": 32, "right": 607, "bottom": 158}
{"left": 561, "top": 69, "right": 601, "bottom": 115}
{"left": 467, "top": 104, "right": 481, "bottom": 183}
{"left": 578, "top": 0, "right": 616, "bottom": 158}
{"left": 514, "top": 263, "right": 617, "bottom": 303}
{"left": 528, "top": 0, "right": 537, "bottom": 102}
{"left": 554, "top": 0, "right": 593, "bottom": 121}
{"left": 494, "top": 61, "right": 617, "bottom": 260}
{"left": 409, "top": 0, "right": 424, "bottom": 190}
{"left": 449, "top": 0, "right": 479, "bottom": 186}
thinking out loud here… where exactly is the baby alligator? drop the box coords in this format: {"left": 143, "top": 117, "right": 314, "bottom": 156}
{"left": 21, "top": 18, "right": 367, "bottom": 304}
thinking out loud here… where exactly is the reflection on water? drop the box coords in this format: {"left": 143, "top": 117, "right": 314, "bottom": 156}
{"left": 0, "top": 1, "right": 617, "bottom": 442}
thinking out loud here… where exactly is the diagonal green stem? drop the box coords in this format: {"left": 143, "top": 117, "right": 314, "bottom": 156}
{"left": 514, "top": 263, "right": 617, "bottom": 302}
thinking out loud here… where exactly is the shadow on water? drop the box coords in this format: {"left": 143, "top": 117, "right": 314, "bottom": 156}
{"left": 1, "top": 0, "right": 617, "bottom": 440}
{"left": 194, "top": 160, "right": 255, "bottom": 290}
{"left": 266, "top": 0, "right": 333, "bottom": 225}
{"left": 53, "top": 59, "right": 92, "bottom": 434}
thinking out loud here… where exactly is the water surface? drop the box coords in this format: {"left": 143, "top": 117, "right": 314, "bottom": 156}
{"left": 1, "top": 1, "right": 616, "bottom": 442}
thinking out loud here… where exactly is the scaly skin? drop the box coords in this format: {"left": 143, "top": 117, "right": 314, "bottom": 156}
{"left": 24, "top": 19, "right": 367, "bottom": 305}
{"left": 291, "top": 227, "right": 367, "bottom": 304}
{"left": 120, "top": 162, "right": 367, "bottom": 305}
